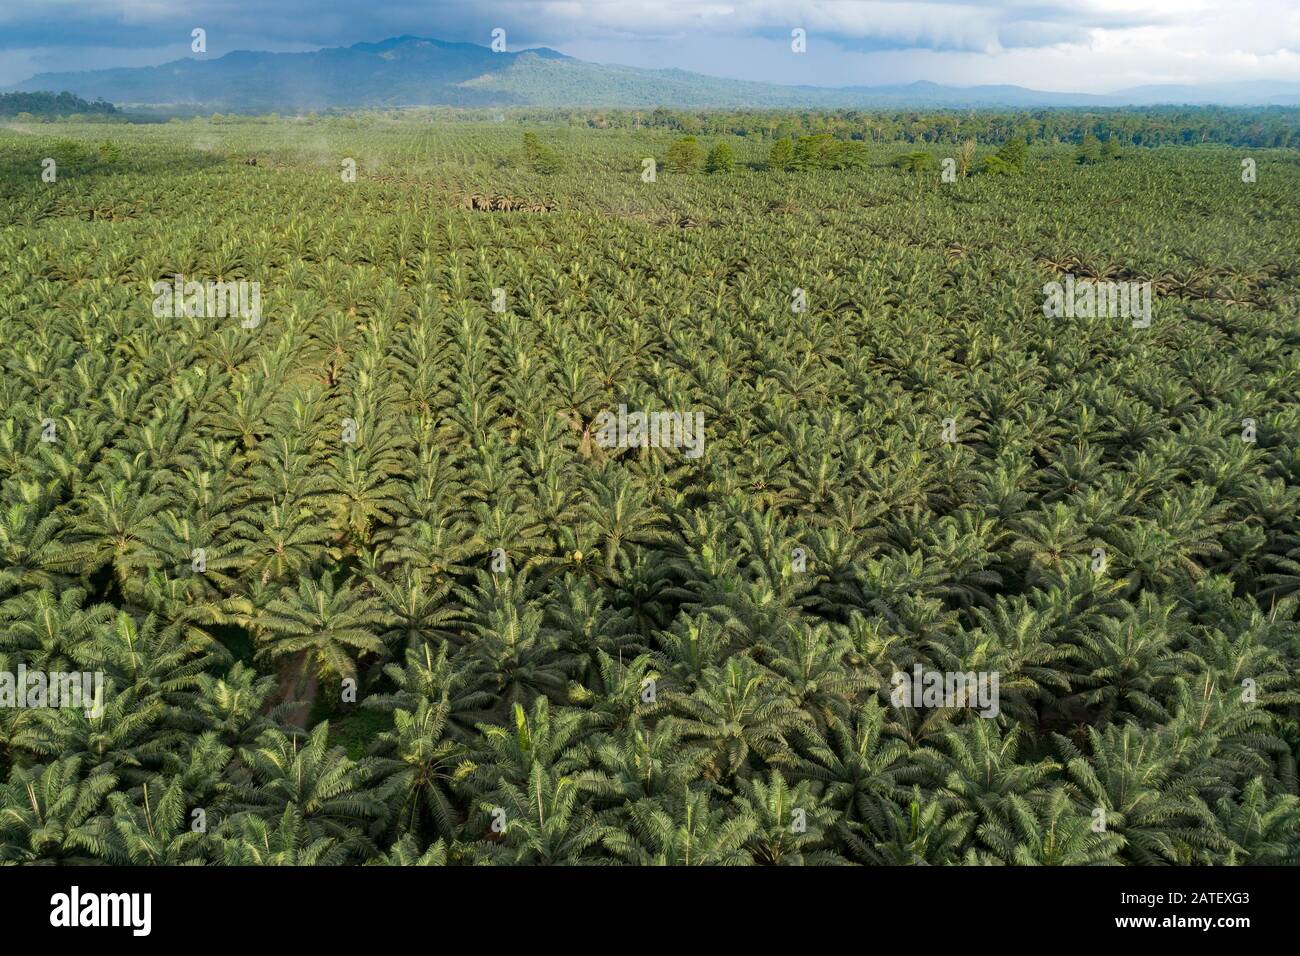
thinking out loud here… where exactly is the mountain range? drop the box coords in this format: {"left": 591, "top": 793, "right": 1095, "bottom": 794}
{"left": 10, "top": 35, "right": 1300, "bottom": 111}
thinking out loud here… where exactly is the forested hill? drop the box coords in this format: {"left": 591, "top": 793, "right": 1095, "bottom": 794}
{"left": 11, "top": 34, "right": 1300, "bottom": 112}
{"left": 0, "top": 91, "right": 118, "bottom": 116}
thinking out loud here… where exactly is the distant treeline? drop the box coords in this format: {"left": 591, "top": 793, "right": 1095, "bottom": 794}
{"left": 494, "top": 105, "right": 1300, "bottom": 149}
{"left": 0, "top": 90, "right": 119, "bottom": 117}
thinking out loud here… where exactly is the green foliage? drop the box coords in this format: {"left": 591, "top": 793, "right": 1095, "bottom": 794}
{"left": 0, "top": 113, "right": 1297, "bottom": 868}
{"left": 774, "top": 133, "right": 871, "bottom": 171}
{"left": 982, "top": 136, "right": 1028, "bottom": 175}
{"left": 704, "top": 141, "right": 735, "bottom": 174}
{"left": 49, "top": 138, "right": 89, "bottom": 168}
{"left": 892, "top": 151, "right": 937, "bottom": 173}
{"left": 521, "top": 131, "right": 564, "bottom": 174}
{"left": 767, "top": 137, "right": 794, "bottom": 171}
{"left": 1078, "top": 133, "right": 1103, "bottom": 164}
{"left": 97, "top": 140, "right": 122, "bottom": 165}
{"left": 0, "top": 91, "right": 119, "bottom": 117}
{"left": 832, "top": 140, "right": 870, "bottom": 169}
{"left": 665, "top": 135, "right": 702, "bottom": 172}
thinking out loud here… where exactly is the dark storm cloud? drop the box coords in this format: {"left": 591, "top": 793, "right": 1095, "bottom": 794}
{"left": 1, "top": 2, "right": 1296, "bottom": 91}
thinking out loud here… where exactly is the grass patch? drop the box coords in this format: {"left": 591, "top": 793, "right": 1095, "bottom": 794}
{"left": 327, "top": 708, "right": 394, "bottom": 760}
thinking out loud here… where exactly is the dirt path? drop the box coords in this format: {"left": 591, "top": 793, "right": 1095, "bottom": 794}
{"left": 262, "top": 650, "right": 321, "bottom": 728}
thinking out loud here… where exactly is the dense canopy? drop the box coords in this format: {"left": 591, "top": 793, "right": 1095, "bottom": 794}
{"left": 1, "top": 113, "right": 1297, "bottom": 865}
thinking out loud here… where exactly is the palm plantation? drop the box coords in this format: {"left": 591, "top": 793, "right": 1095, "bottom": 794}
{"left": 0, "top": 109, "right": 1297, "bottom": 865}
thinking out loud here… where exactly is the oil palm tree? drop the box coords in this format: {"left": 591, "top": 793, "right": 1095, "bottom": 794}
{"left": 233, "top": 723, "right": 386, "bottom": 856}
{"left": 977, "top": 788, "right": 1124, "bottom": 865}
{"left": 856, "top": 786, "right": 973, "bottom": 865}
{"left": 789, "top": 698, "right": 910, "bottom": 836}
{"left": 257, "top": 571, "right": 388, "bottom": 684}
{"left": 370, "top": 834, "right": 449, "bottom": 865}
{"left": 1056, "top": 723, "right": 1228, "bottom": 864}
{"left": 670, "top": 657, "right": 805, "bottom": 785}
{"left": 733, "top": 770, "right": 846, "bottom": 865}
{"left": 213, "top": 807, "right": 350, "bottom": 866}
{"left": 603, "top": 788, "right": 756, "bottom": 865}
{"left": 371, "top": 698, "right": 468, "bottom": 844}
{"left": 0, "top": 758, "right": 116, "bottom": 863}
{"left": 916, "top": 720, "right": 1062, "bottom": 841}
{"left": 107, "top": 778, "right": 210, "bottom": 865}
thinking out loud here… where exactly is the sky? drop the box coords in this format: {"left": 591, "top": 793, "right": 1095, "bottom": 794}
{"left": 2, "top": 0, "right": 1299, "bottom": 92}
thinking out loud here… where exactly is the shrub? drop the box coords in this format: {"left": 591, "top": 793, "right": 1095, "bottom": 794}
{"left": 767, "top": 137, "right": 794, "bottom": 171}
{"left": 665, "top": 135, "right": 703, "bottom": 173}
{"left": 980, "top": 137, "right": 1027, "bottom": 175}
{"left": 1077, "top": 133, "right": 1102, "bottom": 164}
{"left": 522, "top": 132, "right": 564, "bottom": 174}
{"left": 831, "top": 140, "right": 869, "bottom": 169}
{"left": 791, "top": 134, "right": 838, "bottom": 170}
{"left": 705, "top": 142, "right": 735, "bottom": 173}
{"left": 892, "top": 151, "right": 937, "bottom": 173}
{"left": 783, "top": 134, "right": 868, "bottom": 171}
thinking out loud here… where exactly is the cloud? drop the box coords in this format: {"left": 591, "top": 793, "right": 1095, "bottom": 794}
{"left": 1, "top": 0, "right": 1298, "bottom": 91}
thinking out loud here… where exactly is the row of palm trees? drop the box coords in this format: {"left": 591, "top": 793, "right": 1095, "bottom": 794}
{"left": 3, "top": 587, "right": 1295, "bottom": 864}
